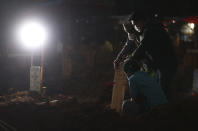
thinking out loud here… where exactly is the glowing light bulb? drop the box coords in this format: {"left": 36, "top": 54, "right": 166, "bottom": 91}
{"left": 18, "top": 20, "right": 47, "bottom": 49}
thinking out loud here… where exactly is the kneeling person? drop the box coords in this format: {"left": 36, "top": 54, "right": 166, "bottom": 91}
{"left": 122, "top": 59, "right": 168, "bottom": 116}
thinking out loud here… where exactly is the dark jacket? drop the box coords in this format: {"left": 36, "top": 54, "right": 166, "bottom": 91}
{"left": 131, "top": 21, "right": 178, "bottom": 73}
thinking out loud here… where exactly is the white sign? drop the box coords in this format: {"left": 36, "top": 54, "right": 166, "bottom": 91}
{"left": 30, "top": 66, "right": 41, "bottom": 93}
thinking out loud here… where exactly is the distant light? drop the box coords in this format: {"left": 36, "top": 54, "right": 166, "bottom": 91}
{"left": 170, "top": 19, "right": 176, "bottom": 24}
{"left": 181, "top": 23, "right": 195, "bottom": 35}
{"left": 172, "top": 20, "right": 176, "bottom": 23}
{"left": 188, "top": 23, "right": 195, "bottom": 29}
{"left": 154, "top": 14, "right": 158, "bottom": 18}
{"left": 18, "top": 20, "right": 47, "bottom": 49}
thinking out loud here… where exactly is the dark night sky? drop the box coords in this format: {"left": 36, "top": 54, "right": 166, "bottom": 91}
{"left": 0, "top": 0, "right": 198, "bottom": 47}
{"left": 0, "top": 0, "right": 198, "bottom": 17}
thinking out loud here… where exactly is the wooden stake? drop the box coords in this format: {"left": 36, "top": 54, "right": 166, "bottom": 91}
{"left": 111, "top": 63, "right": 128, "bottom": 113}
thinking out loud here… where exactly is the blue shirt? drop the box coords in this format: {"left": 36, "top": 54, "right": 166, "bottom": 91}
{"left": 128, "top": 71, "right": 168, "bottom": 108}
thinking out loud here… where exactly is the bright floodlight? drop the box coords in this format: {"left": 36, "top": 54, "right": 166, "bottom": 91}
{"left": 18, "top": 20, "right": 47, "bottom": 49}
{"left": 188, "top": 23, "right": 195, "bottom": 30}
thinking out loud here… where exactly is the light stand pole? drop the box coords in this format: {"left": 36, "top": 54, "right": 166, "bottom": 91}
{"left": 17, "top": 20, "right": 47, "bottom": 94}
{"left": 40, "top": 45, "right": 44, "bottom": 88}
{"left": 31, "top": 52, "right": 34, "bottom": 66}
{"left": 40, "top": 45, "right": 47, "bottom": 97}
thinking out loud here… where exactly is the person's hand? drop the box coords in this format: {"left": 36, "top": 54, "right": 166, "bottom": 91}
{"left": 113, "top": 58, "right": 121, "bottom": 69}
{"left": 123, "top": 57, "right": 130, "bottom": 63}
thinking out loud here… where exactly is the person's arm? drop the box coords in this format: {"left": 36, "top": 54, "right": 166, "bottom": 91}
{"left": 129, "top": 29, "right": 151, "bottom": 61}
{"left": 130, "top": 41, "right": 145, "bottom": 61}
{"left": 114, "top": 39, "right": 138, "bottom": 69}
{"left": 114, "top": 20, "right": 139, "bottom": 68}
{"left": 116, "top": 39, "right": 137, "bottom": 60}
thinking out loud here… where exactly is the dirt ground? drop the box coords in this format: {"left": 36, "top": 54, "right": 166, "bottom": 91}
{"left": 0, "top": 90, "right": 198, "bottom": 131}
